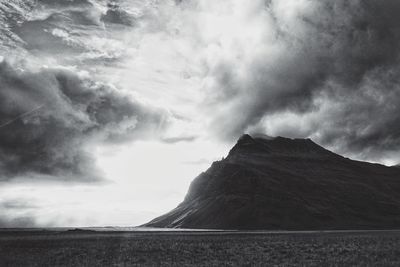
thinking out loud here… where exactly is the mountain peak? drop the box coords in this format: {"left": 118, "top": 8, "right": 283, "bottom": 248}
{"left": 229, "top": 134, "right": 333, "bottom": 159}
{"left": 236, "top": 133, "right": 276, "bottom": 143}
{"left": 236, "top": 133, "right": 255, "bottom": 143}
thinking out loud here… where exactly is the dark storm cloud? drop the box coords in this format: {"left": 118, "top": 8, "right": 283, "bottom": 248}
{"left": 0, "top": 60, "right": 167, "bottom": 182}
{"left": 101, "top": 3, "right": 136, "bottom": 26}
{"left": 313, "top": 67, "right": 400, "bottom": 160}
{"left": 207, "top": 0, "right": 400, "bottom": 160}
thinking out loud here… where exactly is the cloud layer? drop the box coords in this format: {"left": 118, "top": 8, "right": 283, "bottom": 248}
{"left": 177, "top": 0, "right": 400, "bottom": 162}
{"left": 1, "top": 0, "right": 400, "bottom": 179}
{"left": 0, "top": 60, "right": 166, "bottom": 181}
{"left": 1, "top": 0, "right": 400, "bottom": 227}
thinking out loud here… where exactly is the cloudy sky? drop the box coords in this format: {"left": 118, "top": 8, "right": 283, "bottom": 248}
{"left": 0, "top": 0, "right": 399, "bottom": 227}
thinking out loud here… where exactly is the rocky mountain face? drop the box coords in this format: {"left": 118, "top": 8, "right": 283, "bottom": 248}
{"left": 145, "top": 134, "right": 400, "bottom": 230}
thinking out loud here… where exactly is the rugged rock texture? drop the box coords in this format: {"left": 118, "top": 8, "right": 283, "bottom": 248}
{"left": 145, "top": 134, "right": 400, "bottom": 230}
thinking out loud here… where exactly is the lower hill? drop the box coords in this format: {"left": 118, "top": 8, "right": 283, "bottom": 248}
{"left": 145, "top": 134, "right": 400, "bottom": 230}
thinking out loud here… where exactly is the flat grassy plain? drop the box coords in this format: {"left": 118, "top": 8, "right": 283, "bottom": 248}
{"left": 1, "top": 229, "right": 400, "bottom": 266}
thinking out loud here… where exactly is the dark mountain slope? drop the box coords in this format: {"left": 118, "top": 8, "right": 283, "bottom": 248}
{"left": 145, "top": 134, "right": 400, "bottom": 230}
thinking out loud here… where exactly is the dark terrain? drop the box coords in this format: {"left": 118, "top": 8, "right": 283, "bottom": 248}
{"left": 1, "top": 229, "right": 400, "bottom": 266}
{"left": 146, "top": 134, "right": 400, "bottom": 230}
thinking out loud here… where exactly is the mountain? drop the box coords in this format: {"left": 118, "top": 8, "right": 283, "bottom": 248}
{"left": 145, "top": 134, "right": 400, "bottom": 230}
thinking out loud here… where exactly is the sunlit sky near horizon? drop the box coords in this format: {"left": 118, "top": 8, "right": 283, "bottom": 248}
{"left": 1, "top": 0, "right": 400, "bottom": 227}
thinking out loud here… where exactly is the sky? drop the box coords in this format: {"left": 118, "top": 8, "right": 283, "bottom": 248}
{"left": 0, "top": 0, "right": 400, "bottom": 227}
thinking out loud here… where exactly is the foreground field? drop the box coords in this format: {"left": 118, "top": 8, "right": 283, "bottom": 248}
{"left": 1, "top": 229, "right": 400, "bottom": 266}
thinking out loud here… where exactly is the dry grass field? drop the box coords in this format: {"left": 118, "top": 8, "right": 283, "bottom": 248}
{"left": 1, "top": 229, "right": 400, "bottom": 266}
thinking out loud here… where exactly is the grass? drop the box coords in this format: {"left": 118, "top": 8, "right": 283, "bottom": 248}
{"left": 1, "top": 230, "right": 400, "bottom": 266}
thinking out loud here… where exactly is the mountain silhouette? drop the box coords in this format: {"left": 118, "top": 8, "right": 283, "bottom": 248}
{"left": 145, "top": 134, "right": 400, "bottom": 230}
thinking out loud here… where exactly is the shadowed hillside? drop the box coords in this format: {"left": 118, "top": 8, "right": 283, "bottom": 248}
{"left": 146, "top": 134, "right": 400, "bottom": 230}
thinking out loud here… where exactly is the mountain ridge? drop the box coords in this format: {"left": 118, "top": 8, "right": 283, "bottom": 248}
{"left": 145, "top": 134, "right": 400, "bottom": 230}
